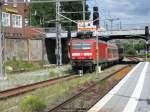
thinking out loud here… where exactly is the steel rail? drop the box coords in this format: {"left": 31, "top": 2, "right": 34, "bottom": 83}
{"left": 0, "top": 75, "right": 79, "bottom": 99}
{"left": 48, "top": 65, "right": 132, "bottom": 112}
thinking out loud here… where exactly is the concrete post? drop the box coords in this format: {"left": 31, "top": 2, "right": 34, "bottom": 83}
{"left": 27, "top": 39, "right": 31, "bottom": 61}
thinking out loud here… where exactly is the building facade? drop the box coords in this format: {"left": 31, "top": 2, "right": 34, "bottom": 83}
{"left": 1, "top": 0, "right": 28, "bottom": 38}
{"left": 1, "top": 0, "right": 43, "bottom": 39}
{"left": 0, "top": 0, "right": 46, "bottom": 62}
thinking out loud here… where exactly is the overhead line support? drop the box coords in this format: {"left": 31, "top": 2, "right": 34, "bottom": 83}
{"left": 5, "top": 0, "right": 85, "bottom": 4}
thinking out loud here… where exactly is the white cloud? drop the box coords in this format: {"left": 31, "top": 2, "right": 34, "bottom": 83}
{"left": 95, "top": 0, "right": 149, "bottom": 24}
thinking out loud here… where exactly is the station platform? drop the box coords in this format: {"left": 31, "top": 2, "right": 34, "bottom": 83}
{"left": 88, "top": 62, "right": 150, "bottom": 112}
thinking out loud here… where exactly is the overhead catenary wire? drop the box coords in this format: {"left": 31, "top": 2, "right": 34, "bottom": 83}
{"left": 60, "top": 11, "right": 90, "bottom": 14}
{"left": 3, "top": 0, "right": 91, "bottom": 4}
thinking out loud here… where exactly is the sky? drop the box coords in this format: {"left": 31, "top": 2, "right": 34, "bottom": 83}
{"left": 87, "top": 0, "right": 149, "bottom": 28}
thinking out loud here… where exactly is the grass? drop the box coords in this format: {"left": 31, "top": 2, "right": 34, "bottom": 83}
{"left": 99, "top": 80, "right": 106, "bottom": 85}
{"left": 48, "top": 65, "right": 71, "bottom": 77}
{"left": 0, "top": 65, "right": 123, "bottom": 112}
{"left": 0, "top": 69, "right": 50, "bottom": 91}
{"left": 0, "top": 73, "right": 96, "bottom": 112}
{"left": 142, "top": 57, "right": 150, "bottom": 62}
{"left": 0, "top": 65, "right": 71, "bottom": 91}
{"left": 5, "top": 59, "right": 42, "bottom": 74}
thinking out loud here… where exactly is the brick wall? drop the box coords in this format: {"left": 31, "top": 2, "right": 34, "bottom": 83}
{"left": 2, "top": 0, "right": 27, "bottom": 37}
{"left": 1, "top": 0, "right": 44, "bottom": 39}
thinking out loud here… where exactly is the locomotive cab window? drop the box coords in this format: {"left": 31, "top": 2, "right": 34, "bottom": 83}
{"left": 72, "top": 44, "right": 82, "bottom": 49}
{"left": 82, "top": 44, "right": 91, "bottom": 49}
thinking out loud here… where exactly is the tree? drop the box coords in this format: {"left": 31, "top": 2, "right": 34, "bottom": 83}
{"left": 134, "top": 41, "right": 145, "bottom": 54}
{"left": 60, "top": 1, "right": 90, "bottom": 29}
{"left": 122, "top": 42, "right": 136, "bottom": 56}
{"left": 30, "top": 1, "right": 90, "bottom": 29}
{"left": 122, "top": 40, "right": 147, "bottom": 55}
{"left": 30, "top": 3, "right": 56, "bottom": 27}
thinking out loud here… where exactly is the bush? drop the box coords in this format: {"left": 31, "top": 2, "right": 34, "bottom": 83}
{"left": 125, "top": 48, "right": 137, "bottom": 55}
{"left": 20, "top": 95, "right": 47, "bottom": 112}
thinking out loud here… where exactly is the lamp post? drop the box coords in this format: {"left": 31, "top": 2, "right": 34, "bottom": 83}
{"left": 146, "top": 41, "right": 148, "bottom": 62}
{"left": 82, "top": 0, "right": 86, "bottom": 27}
{"left": 0, "top": 2, "right": 2, "bottom": 79}
{"left": 0, "top": 2, "right": 6, "bottom": 80}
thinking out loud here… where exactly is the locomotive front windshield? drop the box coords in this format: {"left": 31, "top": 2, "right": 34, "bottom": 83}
{"left": 82, "top": 44, "right": 91, "bottom": 49}
{"left": 72, "top": 43, "right": 91, "bottom": 50}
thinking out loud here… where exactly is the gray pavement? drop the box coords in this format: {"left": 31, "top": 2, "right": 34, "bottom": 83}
{"left": 88, "top": 62, "right": 150, "bottom": 112}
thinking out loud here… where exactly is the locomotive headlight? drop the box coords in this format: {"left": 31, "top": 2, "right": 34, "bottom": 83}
{"left": 72, "top": 53, "right": 80, "bottom": 56}
{"left": 84, "top": 53, "right": 92, "bottom": 56}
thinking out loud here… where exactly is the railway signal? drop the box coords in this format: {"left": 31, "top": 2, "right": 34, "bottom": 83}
{"left": 145, "top": 26, "right": 149, "bottom": 62}
{"left": 93, "top": 6, "right": 99, "bottom": 26}
{"left": 145, "top": 26, "right": 149, "bottom": 40}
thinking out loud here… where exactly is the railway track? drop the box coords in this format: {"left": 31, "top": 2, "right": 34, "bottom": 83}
{"left": 0, "top": 62, "right": 132, "bottom": 100}
{"left": 0, "top": 75, "right": 79, "bottom": 100}
{"left": 127, "top": 56, "right": 141, "bottom": 62}
{"left": 47, "top": 64, "right": 134, "bottom": 112}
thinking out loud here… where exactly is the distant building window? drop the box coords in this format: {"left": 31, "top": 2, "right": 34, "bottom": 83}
{"left": 24, "top": 0, "right": 31, "bottom": 2}
{"left": 2, "top": 12, "right": 10, "bottom": 27}
{"left": 12, "top": 14, "right": 22, "bottom": 28}
{"left": 4, "top": 0, "right": 8, "bottom": 5}
{"left": 13, "top": 0, "right": 17, "bottom": 7}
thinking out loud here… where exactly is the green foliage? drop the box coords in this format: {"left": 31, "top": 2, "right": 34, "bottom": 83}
{"left": 61, "top": 2, "right": 90, "bottom": 28}
{"left": 49, "top": 69, "right": 57, "bottom": 77}
{"left": 30, "top": 3, "right": 56, "bottom": 27}
{"left": 126, "top": 47, "right": 137, "bottom": 55}
{"left": 99, "top": 80, "right": 106, "bottom": 85}
{"left": 20, "top": 95, "right": 47, "bottom": 112}
{"left": 30, "top": 2, "right": 90, "bottom": 28}
{"left": 134, "top": 41, "right": 146, "bottom": 53}
{"left": 5, "top": 60, "right": 42, "bottom": 73}
{"left": 122, "top": 40, "right": 146, "bottom": 56}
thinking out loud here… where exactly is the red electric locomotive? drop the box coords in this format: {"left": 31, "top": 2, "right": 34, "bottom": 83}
{"left": 68, "top": 38, "right": 123, "bottom": 72}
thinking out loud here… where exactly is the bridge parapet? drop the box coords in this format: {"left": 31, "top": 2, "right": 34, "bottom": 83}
{"left": 45, "top": 25, "right": 150, "bottom": 39}
{"left": 102, "top": 23, "right": 150, "bottom": 31}
{"left": 96, "top": 29, "right": 146, "bottom": 36}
